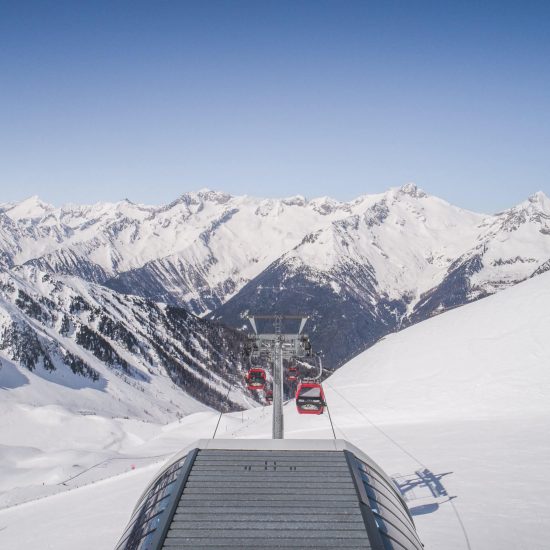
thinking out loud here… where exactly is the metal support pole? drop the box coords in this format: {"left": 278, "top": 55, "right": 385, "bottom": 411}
{"left": 247, "top": 314, "right": 309, "bottom": 441}
{"left": 272, "top": 316, "right": 284, "bottom": 439}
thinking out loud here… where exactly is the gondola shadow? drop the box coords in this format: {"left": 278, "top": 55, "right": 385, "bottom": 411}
{"left": 392, "top": 468, "right": 454, "bottom": 517}
{"left": 408, "top": 502, "right": 440, "bottom": 516}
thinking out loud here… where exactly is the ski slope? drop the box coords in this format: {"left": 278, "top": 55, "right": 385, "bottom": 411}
{"left": 1, "top": 272, "right": 550, "bottom": 548}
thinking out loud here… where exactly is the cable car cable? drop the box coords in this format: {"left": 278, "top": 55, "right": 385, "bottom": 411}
{"left": 325, "top": 382, "right": 472, "bottom": 550}
{"left": 324, "top": 397, "right": 337, "bottom": 440}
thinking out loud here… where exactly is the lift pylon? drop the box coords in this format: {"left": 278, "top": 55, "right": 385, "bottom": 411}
{"left": 247, "top": 315, "right": 311, "bottom": 439}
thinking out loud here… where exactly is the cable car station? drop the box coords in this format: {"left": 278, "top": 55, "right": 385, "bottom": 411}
{"left": 116, "top": 315, "right": 424, "bottom": 550}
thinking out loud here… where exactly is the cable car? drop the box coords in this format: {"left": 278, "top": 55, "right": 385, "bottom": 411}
{"left": 287, "top": 366, "right": 298, "bottom": 382}
{"left": 265, "top": 389, "right": 273, "bottom": 403}
{"left": 246, "top": 368, "right": 266, "bottom": 391}
{"left": 295, "top": 382, "right": 325, "bottom": 415}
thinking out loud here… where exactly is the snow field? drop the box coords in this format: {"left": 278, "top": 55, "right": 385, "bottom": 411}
{"left": 1, "top": 272, "right": 550, "bottom": 548}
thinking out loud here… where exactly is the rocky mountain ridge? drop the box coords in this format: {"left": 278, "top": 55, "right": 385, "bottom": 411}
{"left": 2, "top": 185, "right": 550, "bottom": 367}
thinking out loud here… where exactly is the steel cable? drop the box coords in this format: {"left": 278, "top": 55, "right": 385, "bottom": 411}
{"left": 325, "top": 381, "right": 472, "bottom": 550}
{"left": 324, "top": 395, "right": 338, "bottom": 439}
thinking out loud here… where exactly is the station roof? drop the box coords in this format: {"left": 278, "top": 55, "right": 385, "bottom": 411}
{"left": 116, "top": 439, "right": 423, "bottom": 550}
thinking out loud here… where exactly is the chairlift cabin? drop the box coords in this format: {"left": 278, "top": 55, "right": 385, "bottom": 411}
{"left": 246, "top": 368, "right": 266, "bottom": 391}
{"left": 295, "top": 382, "right": 326, "bottom": 415}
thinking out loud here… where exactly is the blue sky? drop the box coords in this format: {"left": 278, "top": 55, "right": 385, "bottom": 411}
{"left": 1, "top": 0, "right": 549, "bottom": 213}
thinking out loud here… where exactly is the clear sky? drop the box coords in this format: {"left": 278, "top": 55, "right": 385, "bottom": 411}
{"left": 1, "top": 0, "right": 549, "bottom": 213}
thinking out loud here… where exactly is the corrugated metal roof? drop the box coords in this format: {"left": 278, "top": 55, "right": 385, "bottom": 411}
{"left": 162, "top": 449, "right": 372, "bottom": 549}
{"left": 115, "top": 440, "right": 422, "bottom": 550}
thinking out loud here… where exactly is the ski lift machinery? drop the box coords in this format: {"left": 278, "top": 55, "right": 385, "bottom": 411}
{"left": 246, "top": 314, "right": 313, "bottom": 439}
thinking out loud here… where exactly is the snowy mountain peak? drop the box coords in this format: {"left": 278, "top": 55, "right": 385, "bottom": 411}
{"left": 188, "top": 188, "right": 232, "bottom": 204}
{"left": 398, "top": 182, "right": 427, "bottom": 198}
{"left": 281, "top": 195, "right": 307, "bottom": 207}
{"left": 5, "top": 196, "right": 55, "bottom": 220}
{"left": 527, "top": 190, "right": 550, "bottom": 210}
{"left": 308, "top": 196, "right": 347, "bottom": 215}
{"left": 495, "top": 191, "right": 550, "bottom": 218}
{"left": 492, "top": 191, "right": 550, "bottom": 234}
{"left": 163, "top": 189, "right": 232, "bottom": 213}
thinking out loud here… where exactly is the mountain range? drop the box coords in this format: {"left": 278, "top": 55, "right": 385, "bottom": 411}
{"left": 2, "top": 184, "right": 549, "bottom": 369}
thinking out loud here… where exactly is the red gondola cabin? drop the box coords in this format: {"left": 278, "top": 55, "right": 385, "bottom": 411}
{"left": 295, "top": 382, "right": 326, "bottom": 415}
{"left": 246, "top": 368, "right": 266, "bottom": 391}
{"left": 265, "top": 390, "right": 273, "bottom": 403}
{"left": 288, "top": 366, "right": 298, "bottom": 382}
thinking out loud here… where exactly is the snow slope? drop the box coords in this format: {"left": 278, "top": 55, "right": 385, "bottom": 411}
{"left": 0, "top": 266, "right": 256, "bottom": 420}
{"left": 1, "top": 271, "right": 549, "bottom": 548}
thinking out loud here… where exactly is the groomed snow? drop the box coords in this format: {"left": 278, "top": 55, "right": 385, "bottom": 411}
{"left": 1, "top": 272, "right": 550, "bottom": 548}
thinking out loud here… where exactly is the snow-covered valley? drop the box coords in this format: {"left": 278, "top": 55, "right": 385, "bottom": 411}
{"left": 1, "top": 270, "right": 549, "bottom": 549}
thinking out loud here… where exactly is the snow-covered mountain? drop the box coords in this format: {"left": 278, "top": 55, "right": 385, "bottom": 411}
{"left": 2, "top": 185, "right": 550, "bottom": 367}
{"left": 2, "top": 263, "right": 549, "bottom": 549}
{"left": 212, "top": 185, "right": 550, "bottom": 365}
{"left": 0, "top": 266, "right": 255, "bottom": 421}
{"left": 0, "top": 190, "right": 372, "bottom": 311}
{"left": 411, "top": 190, "right": 550, "bottom": 321}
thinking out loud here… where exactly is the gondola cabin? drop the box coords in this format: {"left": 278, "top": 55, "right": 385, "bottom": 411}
{"left": 246, "top": 368, "right": 266, "bottom": 391}
{"left": 265, "top": 389, "right": 273, "bottom": 403}
{"left": 287, "top": 366, "right": 298, "bottom": 382}
{"left": 295, "top": 382, "right": 325, "bottom": 415}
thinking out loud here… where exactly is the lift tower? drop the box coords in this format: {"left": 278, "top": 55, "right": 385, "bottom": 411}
{"left": 247, "top": 315, "right": 310, "bottom": 439}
